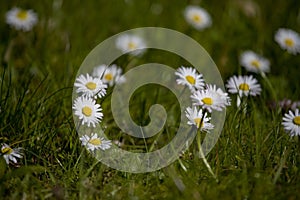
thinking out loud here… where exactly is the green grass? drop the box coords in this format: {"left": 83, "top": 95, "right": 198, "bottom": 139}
{"left": 1, "top": 0, "right": 300, "bottom": 199}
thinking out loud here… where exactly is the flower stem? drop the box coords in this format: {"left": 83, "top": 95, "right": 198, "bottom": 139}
{"left": 197, "top": 109, "right": 218, "bottom": 182}
{"left": 261, "top": 72, "right": 277, "bottom": 102}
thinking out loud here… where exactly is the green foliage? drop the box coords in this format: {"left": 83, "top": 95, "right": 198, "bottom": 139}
{"left": 0, "top": 0, "right": 300, "bottom": 199}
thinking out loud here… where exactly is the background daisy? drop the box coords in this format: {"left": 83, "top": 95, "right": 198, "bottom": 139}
{"left": 226, "top": 75, "right": 261, "bottom": 97}
{"left": 6, "top": 7, "right": 38, "bottom": 31}
{"left": 175, "top": 66, "right": 205, "bottom": 92}
{"left": 92, "top": 64, "right": 107, "bottom": 79}
{"left": 73, "top": 96, "right": 103, "bottom": 127}
{"left": 240, "top": 50, "right": 270, "bottom": 74}
{"left": 184, "top": 5, "right": 212, "bottom": 30}
{"left": 93, "top": 64, "right": 125, "bottom": 87}
{"left": 275, "top": 28, "right": 300, "bottom": 55}
{"left": 115, "top": 34, "right": 146, "bottom": 56}
{"left": 282, "top": 109, "right": 300, "bottom": 136}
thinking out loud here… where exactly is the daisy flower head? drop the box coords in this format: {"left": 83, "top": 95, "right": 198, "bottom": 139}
{"left": 6, "top": 7, "right": 38, "bottom": 31}
{"left": 185, "top": 107, "right": 214, "bottom": 132}
{"left": 80, "top": 133, "right": 112, "bottom": 151}
{"left": 115, "top": 34, "right": 146, "bottom": 56}
{"left": 226, "top": 75, "right": 261, "bottom": 97}
{"left": 175, "top": 66, "right": 205, "bottom": 92}
{"left": 191, "top": 84, "right": 230, "bottom": 113}
{"left": 240, "top": 51, "right": 270, "bottom": 74}
{"left": 93, "top": 64, "right": 125, "bottom": 87}
{"left": 74, "top": 73, "right": 107, "bottom": 99}
{"left": 275, "top": 28, "right": 300, "bottom": 55}
{"left": 184, "top": 5, "right": 212, "bottom": 30}
{"left": 92, "top": 64, "right": 107, "bottom": 78}
{"left": 1, "top": 143, "right": 23, "bottom": 165}
{"left": 282, "top": 109, "right": 300, "bottom": 136}
{"left": 73, "top": 96, "right": 103, "bottom": 127}
{"left": 211, "top": 84, "right": 231, "bottom": 106}
{"left": 102, "top": 64, "right": 125, "bottom": 87}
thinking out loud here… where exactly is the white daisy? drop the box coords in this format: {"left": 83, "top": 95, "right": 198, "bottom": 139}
{"left": 74, "top": 74, "right": 107, "bottom": 99}
{"left": 92, "top": 64, "right": 107, "bottom": 78}
{"left": 1, "top": 143, "right": 22, "bottom": 165}
{"left": 175, "top": 66, "right": 205, "bottom": 92}
{"left": 185, "top": 107, "right": 214, "bottom": 132}
{"left": 102, "top": 64, "right": 125, "bottom": 86}
{"left": 210, "top": 84, "right": 231, "bottom": 105}
{"left": 226, "top": 75, "right": 261, "bottom": 97}
{"left": 80, "top": 133, "right": 112, "bottom": 151}
{"left": 240, "top": 51, "right": 270, "bottom": 74}
{"left": 73, "top": 96, "right": 103, "bottom": 127}
{"left": 275, "top": 28, "right": 300, "bottom": 55}
{"left": 184, "top": 5, "right": 212, "bottom": 30}
{"left": 282, "top": 109, "right": 300, "bottom": 136}
{"left": 6, "top": 7, "right": 38, "bottom": 31}
{"left": 93, "top": 64, "right": 125, "bottom": 87}
{"left": 115, "top": 34, "right": 146, "bottom": 56}
{"left": 191, "top": 84, "right": 230, "bottom": 112}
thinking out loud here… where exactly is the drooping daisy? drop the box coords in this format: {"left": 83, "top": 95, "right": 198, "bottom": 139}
{"left": 73, "top": 96, "right": 103, "bottom": 127}
{"left": 74, "top": 74, "right": 107, "bottom": 99}
{"left": 1, "top": 143, "right": 23, "bottom": 165}
{"left": 275, "top": 28, "right": 300, "bottom": 55}
{"left": 175, "top": 66, "right": 205, "bottom": 92}
{"left": 240, "top": 51, "right": 270, "bottom": 74}
{"left": 6, "top": 7, "right": 38, "bottom": 31}
{"left": 115, "top": 34, "right": 146, "bottom": 56}
{"left": 185, "top": 107, "right": 214, "bottom": 132}
{"left": 226, "top": 75, "right": 261, "bottom": 97}
{"left": 282, "top": 109, "right": 300, "bottom": 136}
{"left": 191, "top": 84, "right": 230, "bottom": 112}
{"left": 184, "top": 5, "right": 212, "bottom": 30}
{"left": 80, "top": 133, "right": 112, "bottom": 151}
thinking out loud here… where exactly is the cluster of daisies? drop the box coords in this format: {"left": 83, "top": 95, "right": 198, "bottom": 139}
{"left": 73, "top": 34, "right": 146, "bottom": 152}
{"left": 175, "top": 67, "right": 231, "bottom": 133}
{"left": 183, "top": 5, "right": 300, "bottom": 137}
{"left": 227, "top": 49, "right": 300, "bottom": 137}
{"left": 73, "top": 65, "right": 122, "bottom": 152}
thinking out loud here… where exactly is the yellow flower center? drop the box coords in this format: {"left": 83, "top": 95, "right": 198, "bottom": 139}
{"left": 194, "top": 118, "right": 203, "bottom": 128}
{"left": 192, "top": 14, "right": 202, "bottom": 23}
{"left": 85, "top": 82, "right": 97, "bottom": 90}
{"left": 239, "top": 83, "right": 250, "bottom": 91}
{"left": 1, "top": 147, "right": 13, "bottom": 155}
{"left": 82, "top": 106, "right": 92, "bottom": 117}
{"left": 128, "top": 42, "right": 137, "bottom": 50}
{"left": 104, "top": 73, "right": 113, "bottom": 81}
{"left": 185, "top": 75, "right": 195, "bottom": 85}
{"left": 284, "top": 38, "right": 294, "bottom": 47}
{"left": 293, "top": 116, "right": 300, "bottom": 125}
{"left": 202, "top": 97, "right": 213, "bottom": 105}
{"left": 251, "top": 60, "right": 260, "bottom": 68}
{"left": 16, "top": 10, "right": 28, "bottom": 21}
{"left": 89, "top": 138, "right": 102, "bottom": 145}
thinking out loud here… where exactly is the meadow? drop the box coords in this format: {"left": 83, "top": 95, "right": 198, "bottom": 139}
{"left": 0, "top": 0, "right": 300, "bottom": 199}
